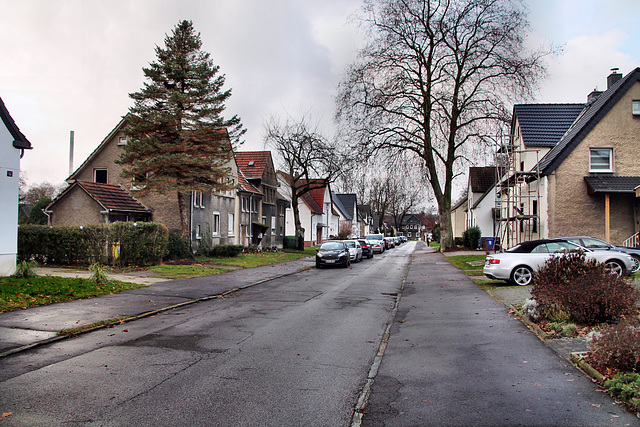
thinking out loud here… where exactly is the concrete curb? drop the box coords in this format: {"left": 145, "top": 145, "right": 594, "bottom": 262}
{"left": 0, "top": 265, "right": 314, "bottom": 359}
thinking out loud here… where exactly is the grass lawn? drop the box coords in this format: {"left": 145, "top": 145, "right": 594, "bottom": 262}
{"left": 146, "top": 265, "right": 232, "bottom": 279}
{"left": 444, "top": 254, "right": 487, "bottom": 276}
{"left": 201, "top": 247, "right": 316, "bottom": 269}
{"left": 0, "top": 276, "right": 146, "bottom": 312}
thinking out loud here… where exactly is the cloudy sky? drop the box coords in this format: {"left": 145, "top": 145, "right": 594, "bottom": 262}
{"left": 2, "top": 0, "right": 640, "bottom": 188}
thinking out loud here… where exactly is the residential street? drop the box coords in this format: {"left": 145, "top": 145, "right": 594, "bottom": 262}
{"left": 1, "top": 242, "right": 638, "bottom": 426}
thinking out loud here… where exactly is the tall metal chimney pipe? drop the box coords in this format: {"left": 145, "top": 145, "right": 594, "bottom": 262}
{"left": 69, "top": 130, "right": 74, "bottom": 176}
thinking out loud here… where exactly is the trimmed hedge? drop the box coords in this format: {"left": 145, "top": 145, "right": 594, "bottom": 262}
{"left": 18, "top": 223, "right": 169, "bottom": 266}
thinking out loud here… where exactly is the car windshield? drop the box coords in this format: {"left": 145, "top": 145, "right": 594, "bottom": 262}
{"left": 366, "top": 235, "right": 382, "bottom": 240}
{"left": 319, "top": 242, "right": 344, "bottom": 251}
{"left": 345, "top": 241, "right": 356, "bottom": 248}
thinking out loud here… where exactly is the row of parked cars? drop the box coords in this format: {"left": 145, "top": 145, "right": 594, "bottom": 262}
{"left": 483, "top": 236, "right": 640, "bottom": 286}
{"left": 315, "top": 234, "right": 408, "bottom": 268}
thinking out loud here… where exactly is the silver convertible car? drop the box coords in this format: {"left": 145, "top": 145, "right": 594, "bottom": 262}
{"left": 483, "top": 238, "right": 635, "bottom": 286}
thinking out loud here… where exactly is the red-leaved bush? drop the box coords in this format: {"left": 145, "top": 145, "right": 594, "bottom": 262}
{"left": 588, "top": 320, "right": 640, "bottom": 373}
{"left": 531, "top": 252, "right": 639, "bottom": 325}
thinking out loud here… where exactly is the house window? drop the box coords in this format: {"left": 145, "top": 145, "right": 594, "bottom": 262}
{"left": 242, "top": 197, "right": 249, "bottom": 212}
{"left": 408, "top": 232, "right": 412, "bottom": 238}
{"left": 132, "top": 173, "right": 147, "bottom": 190}
{"left": 117, "top": 136, "right": 127, "bottom": 146}
{"left": 196, "top": 224, "right": 201, "bottom": 240}
{"left": 633, "top": 100, "right": 640, "bottom": 115}
{"left": 193, "top": 191, "right": 204, "bottom": 208}
{"left": 271, "top": 216, "right": 276, "bottom": 235}
{"left": 532, "top": 200, "right": 538, "bottom": 233}
{"left": 262, "top": 216, "right": 267, "bottom": 226}
{"left": 212, "top": 212, "right": 220, "bottom": 236}
{"left": 228, "top": 213, "right": 234, "bottom": 235}
{"left": 589, "top": 148, "right": 613, "bottom": 172}
{"left": 251, "top": 198, "right": 259, "bottom": 213}
{"left": 94, "top": 169, "right": 107, "bottom": 183}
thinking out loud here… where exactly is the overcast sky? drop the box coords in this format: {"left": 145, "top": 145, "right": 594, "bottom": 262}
{"left": 2, "top": 0, "right": 640, "bottom": 188}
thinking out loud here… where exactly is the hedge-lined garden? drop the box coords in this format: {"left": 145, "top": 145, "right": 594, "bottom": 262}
{"left": 18, "top": 223, "right": 169, "bottom": 266}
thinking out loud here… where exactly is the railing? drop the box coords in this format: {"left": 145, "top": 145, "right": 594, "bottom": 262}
{"left": 622, "top": 232, "right": 640, "bottom": 248}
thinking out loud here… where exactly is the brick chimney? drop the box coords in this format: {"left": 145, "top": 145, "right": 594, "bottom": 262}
{"left": 607, "top": 68, "right": 622, "bottom": 89}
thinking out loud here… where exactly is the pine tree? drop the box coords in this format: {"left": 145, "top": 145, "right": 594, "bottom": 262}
{"left": 118, "top": 20, "right": 245, "bottom": 237}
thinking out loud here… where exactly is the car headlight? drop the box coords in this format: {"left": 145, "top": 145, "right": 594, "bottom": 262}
{"left": 340, "top": 251, "right": 347, "bottom": 257}
{"left": 317, "top": 252, "right": 323, "bottom": 258}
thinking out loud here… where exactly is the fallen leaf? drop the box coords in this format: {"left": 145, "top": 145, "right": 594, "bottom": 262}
{"left": 122, "top": 329, "right": 129, "bottom": 332}
{"left": 2, "top": 413, "right": 13, "bottom": 418}
{"left": 590, "top": 404, "right": 601, "bottom": 408}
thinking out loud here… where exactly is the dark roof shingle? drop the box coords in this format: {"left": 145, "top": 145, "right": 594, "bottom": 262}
{"left": 584, "top": 176, "right": 640, "bottom": 194}
{"left": 514, "top": 104, "right": 584, "bottom": 147}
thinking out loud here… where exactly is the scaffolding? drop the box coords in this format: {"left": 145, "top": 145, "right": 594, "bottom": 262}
{"left": 494, "top": 144, "right": 542, "bottom": 250}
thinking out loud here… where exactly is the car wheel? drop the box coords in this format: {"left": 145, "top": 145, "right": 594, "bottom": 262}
{"left": 605, "top": 259, "right": 625, "bottom": 276}
{"left": 510, "top": 265, "right": 533, "bottom": 286}
{"left": 630, "top": 255, "right": 640, "bottom": 274}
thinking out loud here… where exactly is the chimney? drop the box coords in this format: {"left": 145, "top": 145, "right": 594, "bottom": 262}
{"left": 69, "top": 130, "right": 74, "bottom": 176}
{"left": 587, "top": 89, "right": 603, "bottom": 104}
{"left": 607, "top": 67, "right": 622, "bottom": 89}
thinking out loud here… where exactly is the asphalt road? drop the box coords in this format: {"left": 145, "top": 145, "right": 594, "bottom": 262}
{"left": 1, "top": 241, "right": 637, "bottom": 426}
{"left": 0, "top": 244, "right": 413, "bottom": 426}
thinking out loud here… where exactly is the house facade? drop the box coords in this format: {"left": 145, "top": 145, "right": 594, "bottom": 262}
{"left": 0, "top": 98, "right": 32, "bottom": 276}
{"left": 464, "top": 167, "right": 498, "bottom": 240}
{"left": 333, "top": 193, "right": 360, "bottom": 238}
{"left": 502, "top": 68, "right": 640, "bottom": 248}
{"left": 46, "top": 117, "right": 239, "bottom": 251}
{"left": 235, "top": 151, "right": 287, "bottom": 249}
{"left": 277, "top": 172, "right": 338, "bottom": 246}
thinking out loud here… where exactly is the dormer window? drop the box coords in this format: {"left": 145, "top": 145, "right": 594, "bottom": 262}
{"left": 632, "top": 100, "right": 640, "bottom": 116}
{"left": 248, "top": 161, "right": 255, "bottom": 166}
{"left": 589, "top": 148, "right": 613, "bottom": 173}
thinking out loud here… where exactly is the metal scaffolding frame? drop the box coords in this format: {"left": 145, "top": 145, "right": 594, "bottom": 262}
{"left": 494, "top": 145, "right": 542, "bottom": 250}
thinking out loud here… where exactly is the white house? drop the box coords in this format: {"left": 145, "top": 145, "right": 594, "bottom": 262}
{"left": 0, "top": 98, "right": 32, "bottom": 276}
{"left": 277, "top": 172, "right": 338, "bottom": 246}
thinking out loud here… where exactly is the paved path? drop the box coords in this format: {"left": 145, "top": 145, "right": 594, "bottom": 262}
{"left": 362, "top": 248, "right": 637, "bottom": 426}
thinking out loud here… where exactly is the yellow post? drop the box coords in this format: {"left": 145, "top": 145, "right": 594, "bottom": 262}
{"left": 605, "top": 193, "right": 610, "bottom": 243}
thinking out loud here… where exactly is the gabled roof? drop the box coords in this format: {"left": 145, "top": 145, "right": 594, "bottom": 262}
{"left": 513, "top": 104, "right": 584, "bottom": 147}
{"left": 469, "top": 167, "right": 497, "bottom": 194}
{"left": 68, "top": 117, "right": 126, "bottom": 182}
{"left": 301, "top": 192, "right": 323, "bottom": 214}
{"left": 235, "top": 151, "right": 271, "bottom": 180}
{"left": 0, "top": 97, "right": 32, "bottom": 150}
{"left": 334, "top": 194, "right": 357, "bottom": 219}
{"left": 49, "top": 181, "right": 150, "bottom": 213}
{"left": 537, "top": 67, "right": 640, "bottom": 176}
{"left": 584, "top": 176, "right": 640, "bottom": 194}
{"left": 237, "top": 169, "right": 262, "bottom": 195}
{"left": 332, "top": 194, "right": 350, "bottom": 219}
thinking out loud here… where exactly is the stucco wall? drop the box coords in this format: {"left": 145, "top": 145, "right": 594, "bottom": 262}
{"left": 548, "top": 81, "right": 640, "bottom": 244}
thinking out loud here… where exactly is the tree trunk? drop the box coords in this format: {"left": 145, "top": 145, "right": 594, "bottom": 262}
{"left": 177, "top": 191, "right": 189, "bottom": 240}
{"left": 438, "top": 203, "right": 454, "bottom": 252}
{"left": 291, "top": 194, "right": 305, "bottom": 251}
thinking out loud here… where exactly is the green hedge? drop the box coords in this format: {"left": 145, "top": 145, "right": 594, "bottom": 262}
{"left": 18, "top": 223, "right": 168, "bottom": 266}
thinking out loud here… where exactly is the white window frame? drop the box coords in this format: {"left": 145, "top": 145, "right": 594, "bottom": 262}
{"left": 228, "top": 213, "right": 234, "bottom": 235}
{"left": 633, "top": 100, "right": 640, "bottom": 116}
{"left": 589, "top": 148, "right": 613, "bottom": 173}
{"left": 117, "top": 136, "right": 127, "bottom": 146}
{"left": 212, "top": 212, "right": 221, "bottom": 236}
{"left": 195, "top": 224, "right": 202, "bottom": 240}
{"left": 271, "top": 216, "right": 276, "bottom": 235}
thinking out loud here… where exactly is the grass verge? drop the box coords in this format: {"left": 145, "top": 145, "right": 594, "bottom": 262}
{"left": 444, "top": 254, "right": 487, "bottom": 276}
{"left": 147, "top": 265, "right": 232, "bottom": 279}
{"left": 201, "top": 247, "right": 315, "bottom": 269}
{"left": 0, "top": 276, "right": 146, "bottom": 312}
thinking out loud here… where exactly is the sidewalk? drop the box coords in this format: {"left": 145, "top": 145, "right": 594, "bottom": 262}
{"left": 0, "top": 257, "right": 315, "bottom": 356}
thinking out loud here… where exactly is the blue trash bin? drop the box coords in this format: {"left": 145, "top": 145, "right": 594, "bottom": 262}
{"left": 485, "top": 238, "right": 494, "bottom": 250}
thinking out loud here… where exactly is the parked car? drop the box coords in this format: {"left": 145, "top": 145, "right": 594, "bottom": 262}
{"left": 358, "top": 239, "right": 374, "bottom": 259}
{"left": 316, "top": 241, "right": 350, "bottom": 268}
{"left": 483, "top": 238, "right": 634, "bottom": 286}
{"left": 384, "top": 237, "right": 395, "bottom": 249}
{"left": 562, "top": 236, "right": 640, "bottom": 273}
{"left": 366, "top": 234, "right": 385, "bottom": 253}
{"left": 344, "top": 240, "right": 363, "bottom": 262}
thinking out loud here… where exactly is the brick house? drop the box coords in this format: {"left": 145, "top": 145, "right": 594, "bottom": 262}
{"left": 46, "top": 117, "right": 239, "bottom": 250}
{"left": 0, "top": 98, "right": 32, "bottom": 275}
{"left": 502, "top": 68, "right": 640, "bottom": 248}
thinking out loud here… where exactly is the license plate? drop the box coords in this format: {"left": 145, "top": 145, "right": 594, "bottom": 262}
{"left": 326, "top": 260, "right": 336, "bottom": 263}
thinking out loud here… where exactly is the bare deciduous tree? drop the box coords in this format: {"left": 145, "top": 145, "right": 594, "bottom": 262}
{"left": 337, "top": 0, "right": 548, "bottom": 250}
{"left": 264, "top": 113, "right": 345, "bottom": 250}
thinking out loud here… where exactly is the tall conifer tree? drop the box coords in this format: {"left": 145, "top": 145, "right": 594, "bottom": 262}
{"left": 119, "top": 20, "right": 245, "bottom": 237}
